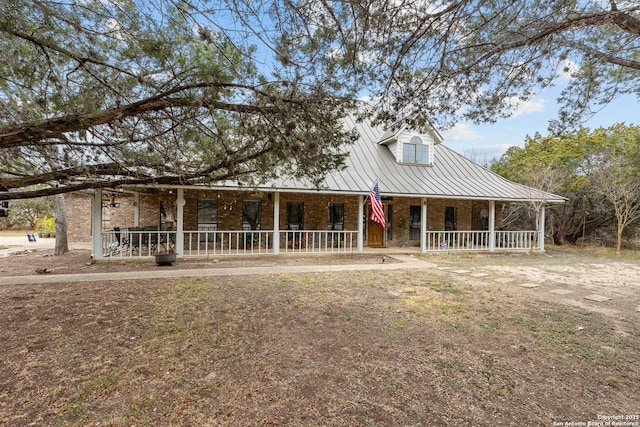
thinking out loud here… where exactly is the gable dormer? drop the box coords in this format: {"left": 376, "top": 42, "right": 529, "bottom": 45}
{"left": 377, "top": 121, "right": 443, "bottom": 165}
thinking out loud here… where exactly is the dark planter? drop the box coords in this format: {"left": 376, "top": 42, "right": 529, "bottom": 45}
{"left": 155, "top": 251, "right": 176, "bottom": 266}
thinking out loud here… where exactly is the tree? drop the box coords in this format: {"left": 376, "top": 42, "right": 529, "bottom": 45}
{"left": 492, "top": 130, "right": 611, "bottom": 245}
{"left": 249, "top": 0, "right": 640, "bottom": 130}
{"left": 0, "top": 194, "right": 53, "bottom": 230}
{"left": 492, "top": 124, "right": 640, "bottom": 250}
{"left": 3, "top": 1, "right": 639, "bottom": 202}
{"left": 0, "top": 0, "right": 356, "bottom": 201}
{"left": 585, "top": 125, "right": 640, "bottom": 254}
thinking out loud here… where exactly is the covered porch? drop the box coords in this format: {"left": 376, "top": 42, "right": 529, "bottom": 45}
{"left": 92, "top": 188, "right": 546, "bottom": 260}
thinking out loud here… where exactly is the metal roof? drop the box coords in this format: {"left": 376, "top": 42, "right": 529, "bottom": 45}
{"left": 269, "top": 115, "right": 566, "bottom": 203}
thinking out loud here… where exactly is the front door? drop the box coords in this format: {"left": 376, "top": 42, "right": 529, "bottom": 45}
{"left": 367, "top": 206, "right": 384, "bottom": 246}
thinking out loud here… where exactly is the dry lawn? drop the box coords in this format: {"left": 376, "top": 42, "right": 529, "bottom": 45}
{"left": 1, "top": 247, "right": 639, "bottom": 426}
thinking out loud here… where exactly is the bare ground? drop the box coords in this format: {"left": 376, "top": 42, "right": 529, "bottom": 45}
{"left": 1, "top": 247, "right": 639, "bottom": 426}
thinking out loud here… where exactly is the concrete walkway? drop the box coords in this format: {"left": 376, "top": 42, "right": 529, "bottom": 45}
{"left": 0, "top": 254, "right": 437, "bottom": 286}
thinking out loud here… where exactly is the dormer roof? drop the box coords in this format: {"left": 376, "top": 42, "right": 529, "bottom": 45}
{"left": 377, "top": 118, "right": 444, "bottom": 146}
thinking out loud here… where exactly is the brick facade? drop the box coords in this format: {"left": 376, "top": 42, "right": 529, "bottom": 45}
{"left": 65, "top": 189, "right": 499, "bottom": 247}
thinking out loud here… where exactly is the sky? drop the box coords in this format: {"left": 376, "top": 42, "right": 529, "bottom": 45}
{"left": 441, "top": 86, "right": 639, "bottom": 162}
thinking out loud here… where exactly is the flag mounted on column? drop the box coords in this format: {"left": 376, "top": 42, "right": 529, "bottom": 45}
{"left": 369, "top": 182, "right": 386, "bottom": 227}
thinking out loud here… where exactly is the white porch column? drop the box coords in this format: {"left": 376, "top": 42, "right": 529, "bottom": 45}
{"left": 420, "top": 198, "right": 427, "bottom": 252}
{"left": 273, "top": 192, "right": 280, "bottom": 255}
{"left": 176, "top": 188, "right": 185, "bottom": 255}
{"left": 92, "top": 188, "right": 103, "bottom": 260}
{"left": 488, "top": 200, "right": 496, "bottom": 252}
{"left": 538, "top": 205, "right": 546, "bottom": 251}
{"left": 357, "top": 195, "right": 364, "bottom": 253}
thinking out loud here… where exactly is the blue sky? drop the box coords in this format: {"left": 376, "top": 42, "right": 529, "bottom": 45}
{"left": 441, "top": 86, "right": 639, "bottom": 161}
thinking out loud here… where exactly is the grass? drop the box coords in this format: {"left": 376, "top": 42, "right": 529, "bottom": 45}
{"left": 1, "top": 258, "right": 639, "bottom": 426}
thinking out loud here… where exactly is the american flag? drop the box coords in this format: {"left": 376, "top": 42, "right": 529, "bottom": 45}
{"left": 369, "top": 183, "right": 386, "bottom": 227}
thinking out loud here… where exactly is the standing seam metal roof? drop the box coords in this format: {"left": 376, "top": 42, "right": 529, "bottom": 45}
{"left": 269, "top": 115, "right": 566, "bottom": 203}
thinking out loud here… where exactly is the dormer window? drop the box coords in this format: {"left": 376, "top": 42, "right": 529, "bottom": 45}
{"left": 403, "top": 135, "right": 430, "bottom": 164}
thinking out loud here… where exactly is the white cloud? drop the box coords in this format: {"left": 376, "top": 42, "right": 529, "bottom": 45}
{"left": 508, "top": 96, "right": 546, "bottom": 118}
{"left": 441, "top": 123, "right": 481, "bottom": 141}
{"left": 558, "top": 59, "right": 579, "bottom": 80}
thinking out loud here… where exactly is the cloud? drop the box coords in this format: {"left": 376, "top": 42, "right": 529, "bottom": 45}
{"left": 508, "top": 97, "right": 546, "bottom": 118}
{"left": 441, "top": 123, "right": 481, "bottom": 141}
{"left": 558, "top": 59, "right": 579, "bottom": 80}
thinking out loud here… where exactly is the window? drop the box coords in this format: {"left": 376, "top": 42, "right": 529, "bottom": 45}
{"left": 445, "top": 206, "right": 457, "bottom": 231}
{"left": 197, "top": 199, "right": 217, "bottom": 241}
{"left": 160, "top": 200, "right": 175, "bottom": 230}
{"left": 328, "top": 203, "right": 344, "bottom": 230}
{"left": 286, "top": 202, "right": 304, "bottom": 230}
{"left": 197, "top": 199, "right": 218, "bottom": 229}
{"left": 242, "top": 200, "right": 261, "bottom": 230}
{"left": 402, "top": 135, "right": 430, "bottom": 164}
{"left": 409, "top": 205, "right": 421, "bottom": 240}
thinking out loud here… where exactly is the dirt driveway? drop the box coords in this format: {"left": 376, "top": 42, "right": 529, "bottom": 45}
{"left": 430, "top": 250, "right": 640, "bottom": 323}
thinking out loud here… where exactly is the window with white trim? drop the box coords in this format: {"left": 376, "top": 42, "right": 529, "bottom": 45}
{"left": 402, "top": 135, "right": 430, "bottom": 164}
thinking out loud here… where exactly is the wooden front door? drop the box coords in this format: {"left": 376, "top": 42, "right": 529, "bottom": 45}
{"left": 367, "top": 206, "right": 384, "bottom": 246}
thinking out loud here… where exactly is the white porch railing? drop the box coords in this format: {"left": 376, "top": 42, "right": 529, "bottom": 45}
{"left": 102, "top": 229, "right": 176, "bottom": 258}
{"left": 426, "top": 231, "right": 490, "bottom": 251}
{"left": 426, "top": 230, "right": 539, "bottom": 251}
{"left": 495, "top": 230, "right": 539, "bottom": 250}
{"left": 279, "top": 230, "right": 357, "bottom": 254}
{"left": 182, "top": 230, "right": 273, "bottom": 257}
{"left": 101, "top": 229, "right": 540, "bottom": 258}
{"left": 102, "top": 229, "right": 359, "bottom": 258}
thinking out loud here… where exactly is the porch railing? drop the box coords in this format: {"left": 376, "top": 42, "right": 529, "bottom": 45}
{"left": 102, "top": 229, "right": 359, "bottom": 258}
{"left": 495, "top": 230, "right": 539, "bottom": 250}
{"left": 101, "top": 229, "right": 540, "bottom": 258}
{"left": 279, "top": 230, "right": 357, "bottom": 254}
{"left": 426, "top": 230, "right": 539, "bottom": 251}
{"left": 182, "top": 230, "right": 273, "bottom": 257}
{"left": 102, "top": 229, "right": 176, "bottom": 258}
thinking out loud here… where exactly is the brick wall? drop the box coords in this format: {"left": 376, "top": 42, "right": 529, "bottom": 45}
{"left": 65, "top": 188, "right": 502, "bottom": 247}
{"left": 65, "top": 192, "right": 92, "bottom": 242}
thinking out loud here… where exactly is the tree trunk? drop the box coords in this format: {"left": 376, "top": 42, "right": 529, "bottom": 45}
{"left": 54, "top": 193, "right": 69, "bottom": 255}
{"left": 616, "top": 224, "right": 623, "bottom": 255}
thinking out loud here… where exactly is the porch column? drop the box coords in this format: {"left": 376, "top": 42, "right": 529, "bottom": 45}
{"left": 92, "top": 188, "right": 103, "bottom": 260}
{"left": 488, "top": 200, "right": 496, "bottom": 252}
{"left": 538, "top": 205, "right": 546, "bottom": 251}
{"left": 176, "top": 188, "right": 185, "bottom": 255}
{"left": 272, "top": 192, "right": 280, "bottom": 255}
{"left": 357, "top": 195, "right": 364, "bottom": 253}
{"left": 420, "top": 198, "right": 427, "bottom": 252}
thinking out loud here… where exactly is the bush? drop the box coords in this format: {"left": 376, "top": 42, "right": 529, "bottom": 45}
{"left": 34, "top": 216, "right": 55, "bottom": 234}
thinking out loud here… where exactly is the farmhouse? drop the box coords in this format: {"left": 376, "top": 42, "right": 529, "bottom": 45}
{"left": 65, "top": 115, "right": 565, "bottom": 259}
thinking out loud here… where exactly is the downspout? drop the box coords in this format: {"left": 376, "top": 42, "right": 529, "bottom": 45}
{"left": 357, "top": 195, "right": 364, "bottom": 253}
{"left": 488, "top": 200, "right": 496, "bottom": 252}
{"left": 420, "top": 197, "right": 427, "bottom": 253}
{"left": 176, "top": 188, "right": 185, "bottom": 255}
{"left": 92, "top": 188, "right": 103, "bottom": 260}
{"left": 273, "top": 192, "right": 280, "bottom": 255}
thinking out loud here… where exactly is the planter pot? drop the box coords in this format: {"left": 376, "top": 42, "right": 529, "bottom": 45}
{"left": 155, "top": 251, "right": 176, "bottom": 266}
